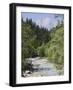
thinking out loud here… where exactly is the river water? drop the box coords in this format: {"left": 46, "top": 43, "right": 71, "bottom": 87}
{"left": 23, "top": 57, "right": 63, "bottom": 77}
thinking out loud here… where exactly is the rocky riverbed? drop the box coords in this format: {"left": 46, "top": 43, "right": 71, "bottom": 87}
{"left": 22, "top": 57, "right": 64, "bottom": 77}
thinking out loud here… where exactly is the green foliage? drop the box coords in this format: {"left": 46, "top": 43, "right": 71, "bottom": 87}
{"left": 44, "top": 26, "right": 64, "bottom": 69}
{"left": 21, "top": 18, "right": 50, "bottom": 59}
{"left": 37, "top": 43, "right": 45, "bottom": 57}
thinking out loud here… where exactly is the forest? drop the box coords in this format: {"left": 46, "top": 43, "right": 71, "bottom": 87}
{"left": 21, "top": 17, "right": 64, "bottom": 76}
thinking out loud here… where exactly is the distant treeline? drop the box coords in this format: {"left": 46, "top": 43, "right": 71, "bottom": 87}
{"left": 21, "top": 18, "right": 64, "bottom": 73}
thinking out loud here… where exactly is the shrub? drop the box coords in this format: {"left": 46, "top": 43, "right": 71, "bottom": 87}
{"left": 37, "top": 43, "right": 45, "bottom": 57}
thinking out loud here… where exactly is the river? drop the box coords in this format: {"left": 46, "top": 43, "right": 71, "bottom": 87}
{"left": 23, "top": 57, "right": 63, "bottom": 77}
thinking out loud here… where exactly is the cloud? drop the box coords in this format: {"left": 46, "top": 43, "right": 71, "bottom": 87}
{"left": 36, "top": 17, "right": 50, "bottom": 29}
{"left": 35, "top": 17, "right": 57, "bottom": 30}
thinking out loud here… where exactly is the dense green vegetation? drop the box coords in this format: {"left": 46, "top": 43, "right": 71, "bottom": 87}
{"left": 44, "top": 26, "right": 64, "bottom": 69}
{"left": 21, "top": 18, "right": 64, "bottom": 73}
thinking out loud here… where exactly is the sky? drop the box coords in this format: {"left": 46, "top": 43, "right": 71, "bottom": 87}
{"left": 21, "top": 12, "right": 64, "bottom": 30}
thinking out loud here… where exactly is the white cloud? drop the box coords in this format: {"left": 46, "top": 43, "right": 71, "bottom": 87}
{"left": 36, "top": 17, "right": 51, "bottom": 29}
{"left": 35, "top": 17, "right": 57, "bottom": 30}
